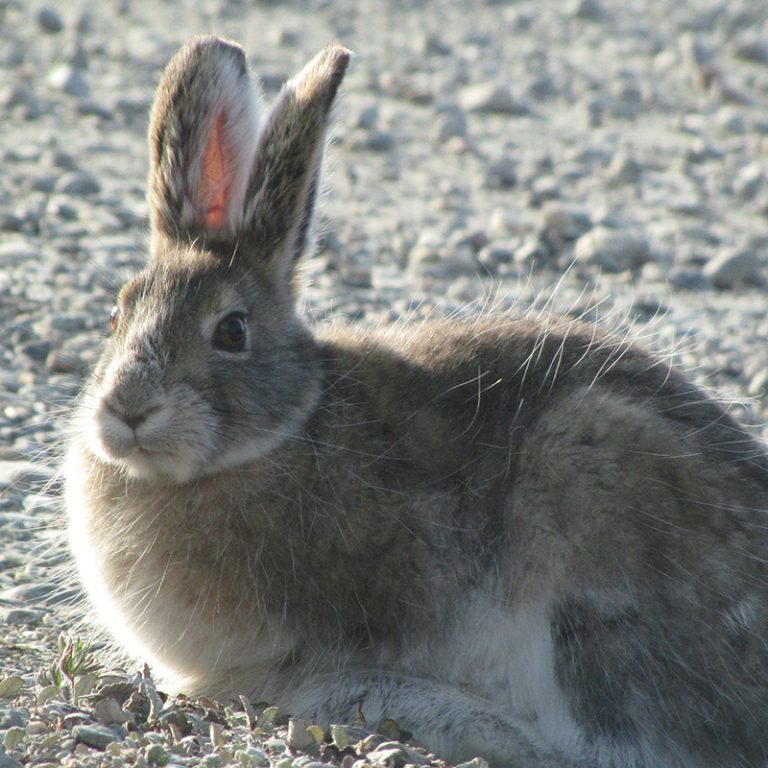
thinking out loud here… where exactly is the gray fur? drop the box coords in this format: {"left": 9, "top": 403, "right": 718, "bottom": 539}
{"left": 65, "top": 37, "right": 768, "bottom": 767}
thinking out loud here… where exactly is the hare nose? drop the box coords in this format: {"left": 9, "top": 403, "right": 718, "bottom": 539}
{"left": 106, "top": 400, "right": 158, "bottom": 431}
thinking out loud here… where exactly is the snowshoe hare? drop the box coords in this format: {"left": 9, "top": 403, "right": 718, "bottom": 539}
{"left": 65, "top": 36, "right": 768, "bottom": 767}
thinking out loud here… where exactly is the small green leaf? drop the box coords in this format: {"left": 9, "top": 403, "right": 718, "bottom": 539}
{"left": 0, "top": 676, "right": 24, "bottom": 698}
{"left": 4, "top": 726, "right": 25, "bottom": 750}
{"left": 257, "top": 706, "right": 280, "bottom": 729}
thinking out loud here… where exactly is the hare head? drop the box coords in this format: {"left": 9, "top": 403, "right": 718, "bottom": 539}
{"left": 78, "top": 38, "right": 350, "bottom": 484}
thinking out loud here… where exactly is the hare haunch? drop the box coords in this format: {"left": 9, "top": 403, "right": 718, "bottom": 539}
{"left": 64, "top": 37, "right": 768, "bottom": 767}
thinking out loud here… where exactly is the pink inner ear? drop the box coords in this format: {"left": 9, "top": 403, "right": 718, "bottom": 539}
{"left": 197, "top": 112, "right": 232, "bottom": 230}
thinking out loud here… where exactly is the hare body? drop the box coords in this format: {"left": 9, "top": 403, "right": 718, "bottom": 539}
{"left": 65, "top": 37, "right": 768, "bottom": 767}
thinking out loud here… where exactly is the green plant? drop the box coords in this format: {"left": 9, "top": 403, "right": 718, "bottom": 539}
{"left": 38, "top": 636, "right": 100, "bottom": 705}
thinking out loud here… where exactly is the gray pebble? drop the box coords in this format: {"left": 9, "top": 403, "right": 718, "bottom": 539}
{"left": 47, "top": 65, "right": 89, "bottom": 99}
{"left": 539, "top": 203, "right": 592, "bottom": 245}
{"left": 459, "top": 83, "right": 529, "bottom": 115}
{"left": 703, "top": 249, "right": 763, "bottom": 290}
{"left": 570, "top": 0, "right": 605, "bottom": 20}
{"left": 668, "top": 267, "right": 712, "bottom": 291}
{"left": 346, "top": 129, "right": 393, "bottom": 153}
{"left": 56, "top": 171, "right": 101, "bottom": 196}
{"left": 606, "top": 150, "right": 643, "bottom": 184}
{"left": 0, "top": 241, "right": 39, "bottom": 265}
{"left": 0, "top": 461, "right": 54, "bottom": 490}
{"left": 484, "top": 158, "right": 517, "bottom": 189}
{"left": 478, "top": 241, "right": 515, "bottom": 270}
{"left": 0, "top": 212, "right": 26, "bottom": 232}
{"left": 735, "top": 36, "right": 768, "bottom": 65}
{"left": 574, "top": 227, "right": 651, "bottom": 272}
{"left": 488, "top": 208, "right": 520, "bottom": 238}
{"left": 38, "top": 8, "right": 65, "bottom": 33}
{"left": 4, "top": 608, "right": 45, "bottom": 626}
{"left": 748, "top": 369, "right": 768, "bottom": 398}
{"left": 0, "top": 755, "right": 24, "bottom": 768}
{"left": 72, "top": 724, "right": 123, "bottom": 750}
{"left": 514, "top": 238, "right": 549, "bottom": 264}
{"left": 432, "top": 103, "right": 467, "bottom": 143}
{"left": 733, "top": 162, "right": 764, "bottom": 201}
{"left": 0, "top": 707, "right": 29, "bottom": 729}
{"left": 423, "top": 34, "right": 452, "bottom": 56}
{"left": 1, "top": 582, "right": 57, "bottom": 604}
{"left": 354, "top": 104, "right": 379, "bottom": 130}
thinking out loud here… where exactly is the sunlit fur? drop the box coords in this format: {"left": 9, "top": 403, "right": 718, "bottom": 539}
{"left": 64, "top": 36, "right": 768, "bottom": 768}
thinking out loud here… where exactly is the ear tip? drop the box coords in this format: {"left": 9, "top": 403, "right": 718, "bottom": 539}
{"left": 289, "top": 44, "right": 352, "bottom": 105}
{"left": 174, "top": 35, "right": 248, "bottom": 73}
{"left": 319, "top": 44, "right": 353, "bottom": 79}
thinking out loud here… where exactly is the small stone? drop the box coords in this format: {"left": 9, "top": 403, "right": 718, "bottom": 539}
{"left": 38, "top": 8, "right": 64, "bottom": 33}
{"left": 539, "top": 203, "right": 591, "bottom": 245}
{"left": 0, "top": 460, "right": 53, "bottom": 489}
{"left": 735, "top": 36, "right": 768, "bottom": 65}
{"left": 488, "top": 208, "right": 519, "bottom": 238}
{"left": 354, "top": 104, "right": 379, "bottom": 130}
{"left": 573, "top": 227, "right": 651, "bottom": 272}
{"left": 485, "top": 157, "right": 517, "bottom": 189}
{"left": 606, "top": 150, "right": 643, "bottom": 184}
{"left": 478, "top": 241, "right": 515, "bottom": 270}
{"left": 733, "top": 162, "right": 764, "bottom": 201}
{"left": 56, "top": 171, "right": 101, "bottom": 196}
{"left": 94, "top": 697, "right": 133, "bottom": 726}
{"left": 514, "top": 237, "right": 548, "bottom": 264}
{"left": 432, "top": 103, "right": 467, "bottom": 142}
{"left": 5, "top": 608, "right": 45, "bottom": 626}
{"left": 0, "top": 706, "right": 29, "bottom": 729}
{"left": 287, "top": 718, "right": 316, "bottom": 751}
{"left": 0, "top": 756, "right": 23, "bottom": 768}
{"left": 73, "top": 724, "right": 123, "bottom": 750}
{"left": 346, "top": 129, "right": 393, "bottom": 153}
{"left": 703, "top": 249, "right": 763, "bottom": 290}
{"left": 423, "top": 34, "right": 452, "bottom": 56}
{"left": 571, "top": 0, "right": 605, "bottom": 20}
{"left": 748, "top": 369, "right": 768, "bottom": 398}
{"left": 274, "top": 27, "right": 300, "bottom": 47}
{"left": 47, "top": 65, "right": 89, "bottom": 98}
{"left": 459, "top": 83, "right": 529, "bottom": 115}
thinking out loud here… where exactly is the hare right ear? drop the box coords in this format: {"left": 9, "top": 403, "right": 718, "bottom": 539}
{"left": 147, "top": 36, "right": 262, "bottom": 247}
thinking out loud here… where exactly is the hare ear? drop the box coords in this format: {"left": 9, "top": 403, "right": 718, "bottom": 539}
{"left": 243, "top": 45, "right": 351, "bottom": 279}
{"left": 147, "top": 36, "right": 261, "bottom": 246}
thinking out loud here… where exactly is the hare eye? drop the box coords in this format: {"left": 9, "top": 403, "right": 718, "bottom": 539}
{"left": 109, "top": 305, "right": 119, "bottom": 332}
{"left": 214, "top": 313, "right": 247, "bottom": 352}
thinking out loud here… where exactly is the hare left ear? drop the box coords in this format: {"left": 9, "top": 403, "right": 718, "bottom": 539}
{"left": 147, "top": 36, "right": 262, "bottom": 247}
{"left": 242, "top": 45, "right": 351, "bottom": 279}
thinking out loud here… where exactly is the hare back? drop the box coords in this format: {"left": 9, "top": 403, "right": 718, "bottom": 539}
{"left": 312, "top": 317, "right": 768, "bottom": 762}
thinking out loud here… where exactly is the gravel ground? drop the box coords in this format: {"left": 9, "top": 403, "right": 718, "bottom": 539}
{"left": 1, "top": 0, "right": 768, "bottom": 766}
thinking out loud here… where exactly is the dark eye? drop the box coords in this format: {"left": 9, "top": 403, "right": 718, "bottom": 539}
{"left": 109, "top": 305, "right": 119, "bottom": 332}
{"left": 214, "top": 313, "right": 248, "bottom": 352}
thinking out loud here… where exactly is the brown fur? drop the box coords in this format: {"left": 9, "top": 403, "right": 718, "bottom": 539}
{"left": 65, "top": 37, "right": 768, "bottom": 767}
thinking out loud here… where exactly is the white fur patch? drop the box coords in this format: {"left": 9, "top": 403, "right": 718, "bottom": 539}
{"left": 426, "top": 591, "right": 584, "bottom": 753}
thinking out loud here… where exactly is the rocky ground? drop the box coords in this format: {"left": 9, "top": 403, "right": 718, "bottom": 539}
{"left": 1, "top": 0, "right": 768, "bottom": 766}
